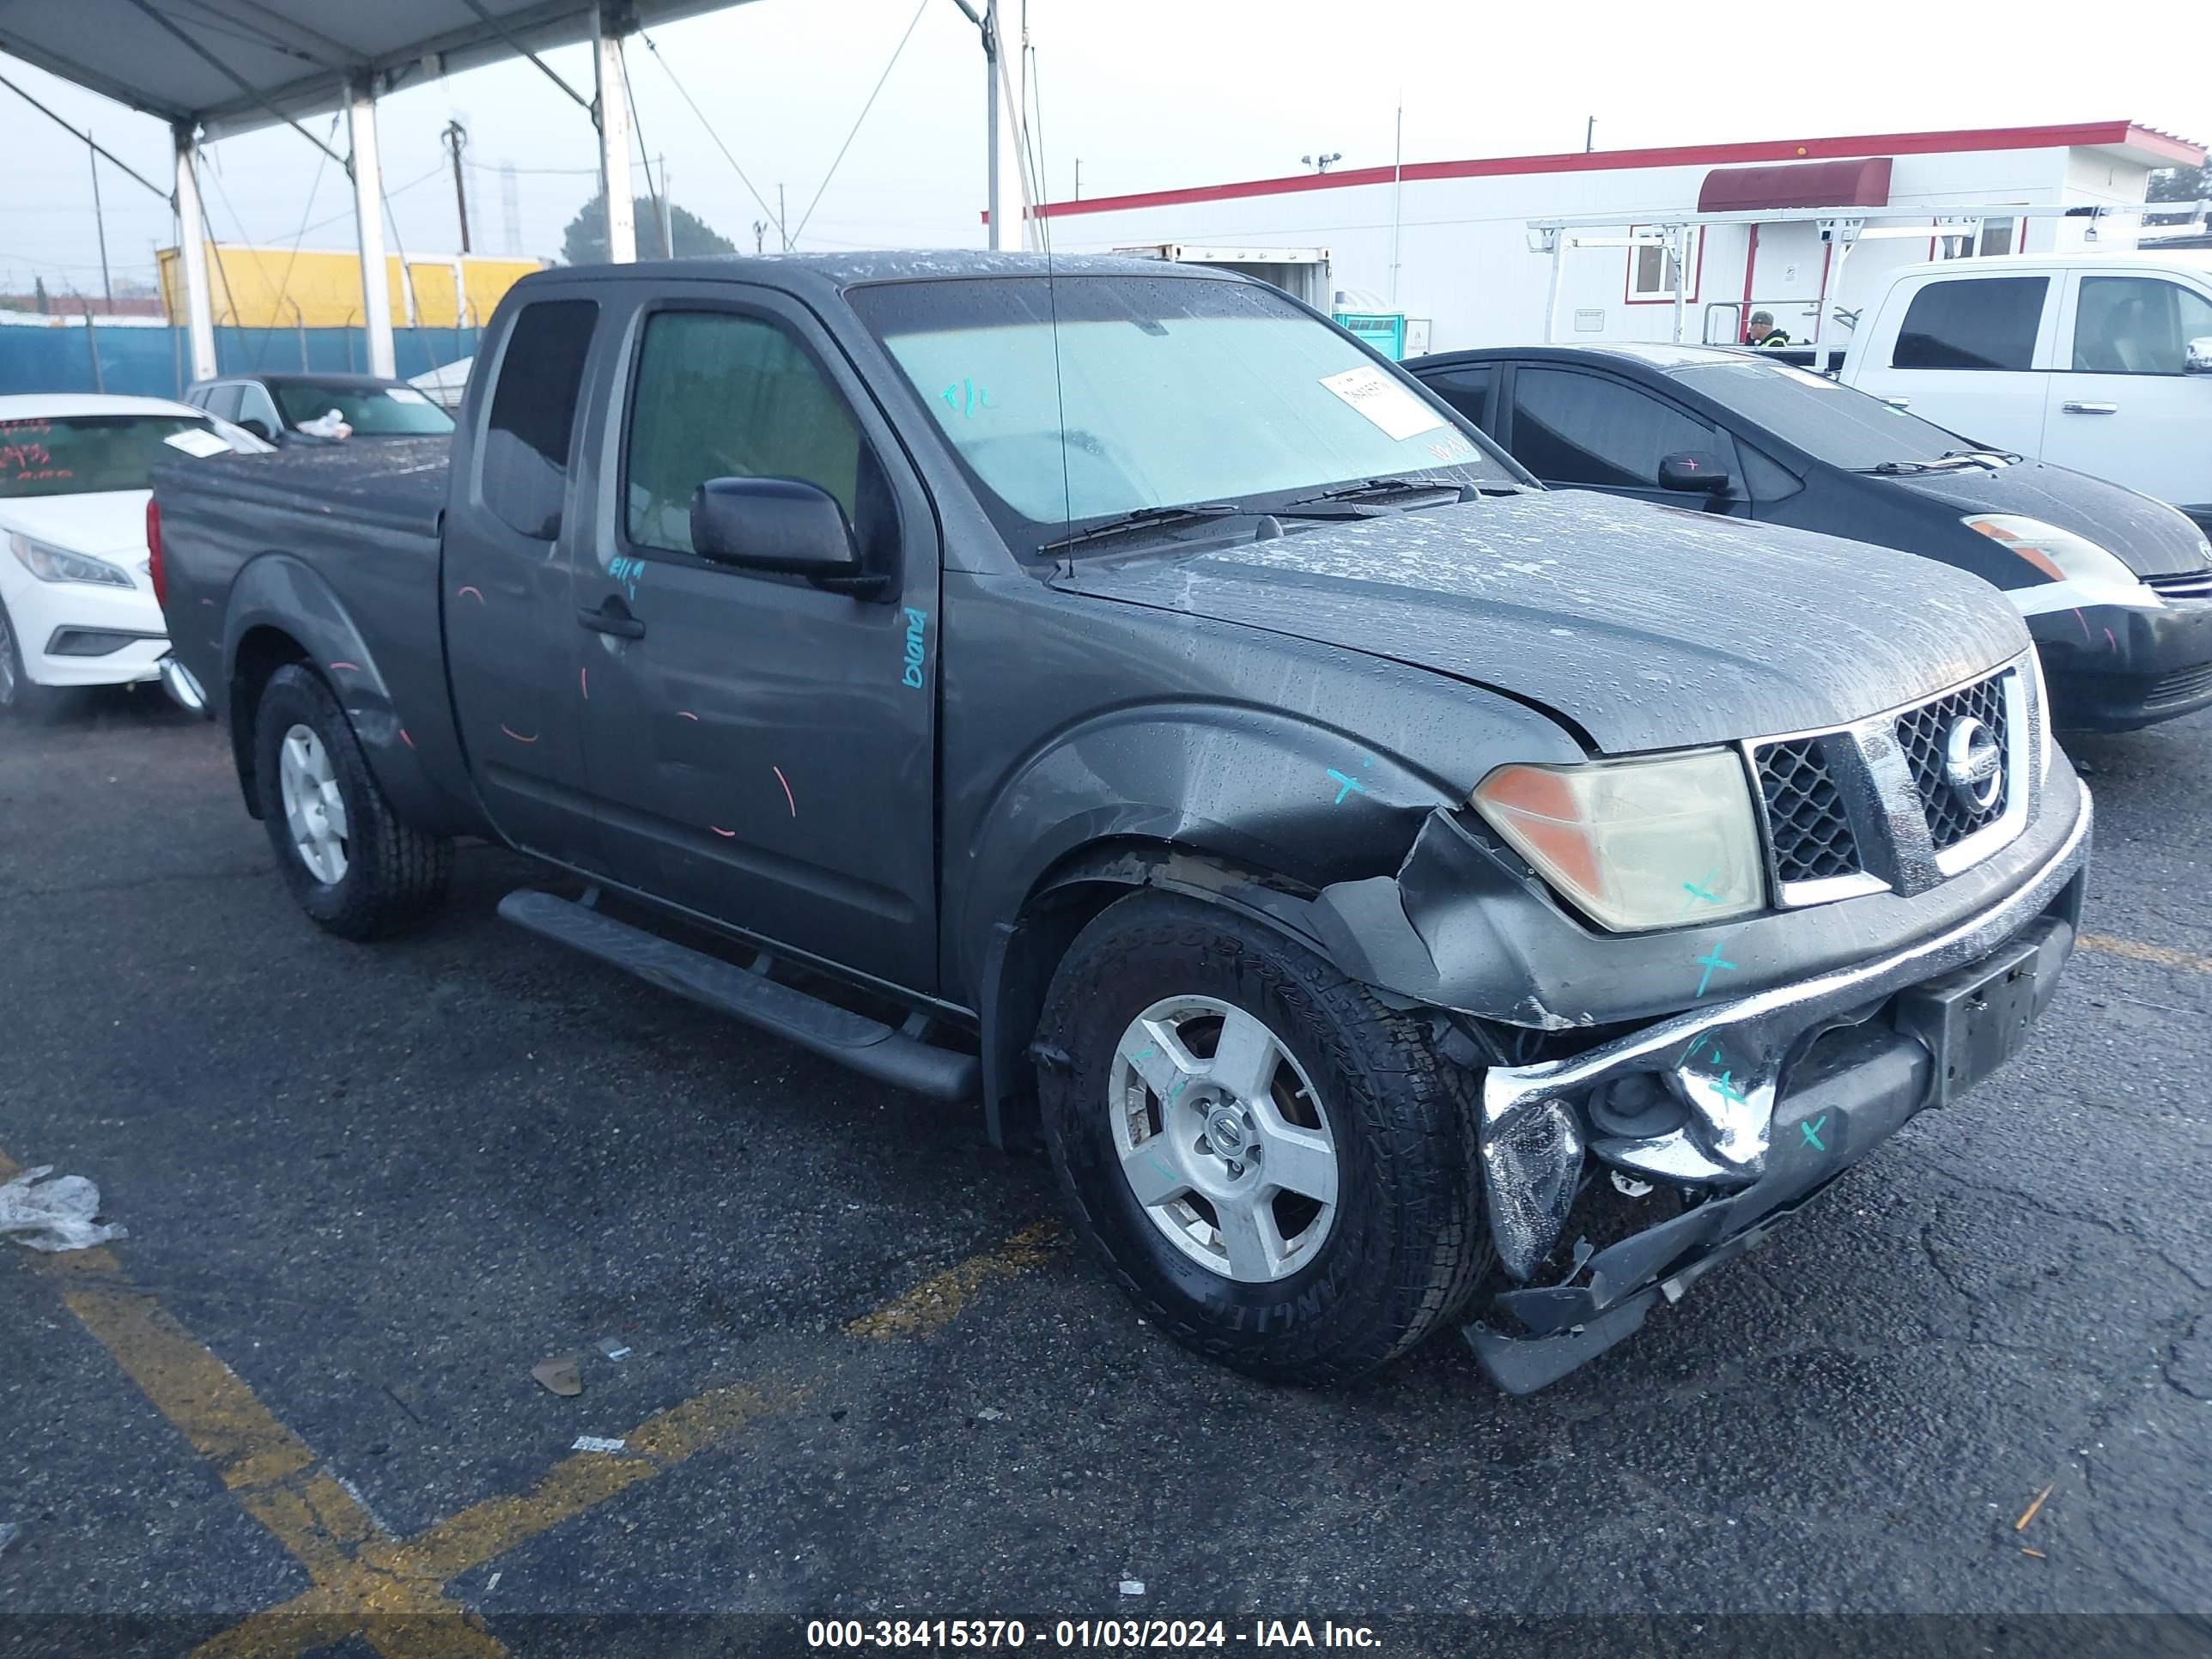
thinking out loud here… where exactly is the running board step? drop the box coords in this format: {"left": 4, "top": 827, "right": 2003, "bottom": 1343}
{"left": 497, "top": 889, "right": 978, "bottom": 1102}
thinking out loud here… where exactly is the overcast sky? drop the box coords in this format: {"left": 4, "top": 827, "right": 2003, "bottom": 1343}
{"left": 3, "top": 0, "right": 2205, "bottom": 296}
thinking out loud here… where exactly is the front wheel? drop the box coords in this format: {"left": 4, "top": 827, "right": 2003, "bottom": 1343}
{"left": 0, "top": 599, "right": 69, "bottom": 721}
{"left": 252, "top": 664, "right": 452, "bottom": 939}
{"left": 1036, "top": 891, "right": 1490, "bottom": 1385}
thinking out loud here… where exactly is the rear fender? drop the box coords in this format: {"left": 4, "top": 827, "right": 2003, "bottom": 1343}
{"left": 224, "top": 554, "right": 453, "bottom": 830}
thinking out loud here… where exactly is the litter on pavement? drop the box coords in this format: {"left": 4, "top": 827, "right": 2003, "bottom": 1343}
{"left": 0, "top": 1166, "right": 125, "bottom": 1253}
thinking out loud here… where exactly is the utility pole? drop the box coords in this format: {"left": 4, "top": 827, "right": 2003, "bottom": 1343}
{"left": 778, "top": 183, "right": 788, "bottom": 251}
{"left": 87, "top": 127, "right": 112, "bottom": 306}
{"left": 1584, "top": 116, "right": 1595, "bottom": 153}
{"left": 658, "top": 155, "right": 673, "bottom": 258}
{"left": 442, "top": 118, "right": 471, "bottom": 252}
{"left": 1073, "top": 157, "right": 1081, "bottom": 201}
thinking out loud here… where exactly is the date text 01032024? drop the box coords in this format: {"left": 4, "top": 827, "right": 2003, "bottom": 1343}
{"left": 805, "top": 1619, "right": 1381, "bottom": 1649}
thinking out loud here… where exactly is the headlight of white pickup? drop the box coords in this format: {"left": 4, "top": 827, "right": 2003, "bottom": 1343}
{"left": 7, "top": 532, "right": 135, "bottom": 589}
{"left": 1963, "top": 514, "right": 2140, "bottom": 595}
{"left": 1470, "top": 749, "right": 1765, "bottom": 932}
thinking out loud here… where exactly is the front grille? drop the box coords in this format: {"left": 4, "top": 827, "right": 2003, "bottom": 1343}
{"left": 1755, "top": 738, "right": 1860, "bottom": 884}
{"left": 1896, "top": 674, "right": 2009, "bottom": 851}
{"left": 2145, "top": 659, "right": 2212, "bottom": 710}
{"left": 2145, "top": 568, "right": 2212, "bottom": 600}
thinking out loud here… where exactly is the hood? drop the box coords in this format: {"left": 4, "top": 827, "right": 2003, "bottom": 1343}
{"left": 1056, "top": 490, "right": 2030, "bottom": 754}
{"left": 1889, "top": 460, "right": 2211, "bottom": 577}
{"left": 0, "top": 489, "right": 152, "bottom": 559}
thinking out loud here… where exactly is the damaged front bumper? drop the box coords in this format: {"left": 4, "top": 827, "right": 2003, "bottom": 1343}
{"left": 1462, "top": 784, "right": 2092, "bottom": 1395}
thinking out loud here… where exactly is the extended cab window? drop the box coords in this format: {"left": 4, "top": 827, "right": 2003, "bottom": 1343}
{"left": 1892, "top": 276, "right": 2046, "bottom": 371}
{"left": 1422, "top": 364, "right": 1497, "bottom": 431}
{"left": 481, "top": 299, "right": 597, "bottom": 539}
{"left": 2072, "top": 276, "right": 2212, "bottom": 374}
{"left": 623, "top": 311, "right": 862, "bottom": 555}
{"left": 1510, "top": 368, "right": 1714, "bottom": 489}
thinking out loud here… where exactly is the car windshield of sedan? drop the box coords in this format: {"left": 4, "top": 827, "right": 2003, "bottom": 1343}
{"left": 0, "top": 414, "right": 254, "bottom": 499}
{"left": 270, "top": 381, "right": 456, "bottom": 435}
{"left": 1670, "top": 360, "right": 1980, "bottom": 471}
{"left": 850, "top": 275, "right": 1514, "bottom": 554}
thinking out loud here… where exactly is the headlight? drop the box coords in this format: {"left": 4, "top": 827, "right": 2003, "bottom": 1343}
{"left": 1964, "top": 514, "right": 2137, "bottom": 590}
{"left": 7, "top": 532, "right": 135, "bottom": 588}
{"left": 1469, "top": 749, "right": 1765, "bottom": 933}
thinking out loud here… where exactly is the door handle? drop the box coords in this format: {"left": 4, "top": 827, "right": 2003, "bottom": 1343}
{"left": 577, "top": 602, "right": 646, "bottom": 640}
{"left": 2061, "top": 400, "right": 2119, "bottom": 414}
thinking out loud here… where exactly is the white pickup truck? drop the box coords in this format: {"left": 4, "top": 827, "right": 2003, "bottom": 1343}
{"left": 1839, "top": 250, "right": 2212, "bottom": 535}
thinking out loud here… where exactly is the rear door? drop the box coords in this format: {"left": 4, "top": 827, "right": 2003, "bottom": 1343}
{"left": 1502, "top": 363, "right": 1746, "bottom": 513}
{"left": 571, "top": 283, "right": 942, "bottom": 994}
{"left": 1856, "top": 271, "right": 2056, "bottom": 459}
{"left": 2043, "top": 270, "right": 2212, "bottom": 510}
{"left": 440, "top": 291, "right": 602, "bottom": 867}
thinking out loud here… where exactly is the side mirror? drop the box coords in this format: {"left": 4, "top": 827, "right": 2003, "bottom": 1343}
{"left": 1657, "top": 450, "right": 1731, "bottom": 495}
{"left": 690, "top": 476, "right": 865, "bottom": 581}
{"left": 237, "top": 417, "right": 272, "bottom": 440}
{"left": 2185, "top": 337, "right": 2212, "bottom": 374}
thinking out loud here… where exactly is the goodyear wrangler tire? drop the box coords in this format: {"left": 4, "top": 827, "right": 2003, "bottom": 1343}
{"left": 253, "top": 664, "right": 452, "bottom": 940}
{"left": 1036, "top": 890, "right": 1490, "bottom": 1385}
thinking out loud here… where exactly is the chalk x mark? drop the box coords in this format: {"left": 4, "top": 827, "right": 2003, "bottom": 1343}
{"left": 1801, "top": 1115, "right": 1828, "bottom": 1152}
{"left": 1680, "top": 868, "right": 1723, "bottom": 911}
{"left": 772, "top": 765, "right": 796, "bottom": 817}
{"left": 1327, "top": 768, "right": 1369, "bottom": 805}
{"left": 1693, "top": 945, "right": 1736, "bottom": 999}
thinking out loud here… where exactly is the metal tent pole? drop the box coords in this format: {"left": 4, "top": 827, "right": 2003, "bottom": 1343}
{"left": 348, "top": 76, "right": 398, "bottom": 378}
{"left": 983, "top": 0, "right": 1028, "bottom": 250}
{"left": 171, "top": 124, "right": 217, "bottom": 382}
{"left": 592, "top": 3, "right": 637, "bottom": 263}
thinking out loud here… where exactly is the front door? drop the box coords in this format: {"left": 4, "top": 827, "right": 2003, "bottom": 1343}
{"left": 1869, "top": 271, "right": 2055, "bottom": 459}
{"left": 441, "top": 293, "right": 603, "bottom": 866}
{"left": 2044, "top": 270, "right": 2212, "bottom": 512}
{"left": 573, "top": 286, "right": 941, "bottom": 994}
{"left": 1504, "top": 364, "right": 1747, "bottom": 514}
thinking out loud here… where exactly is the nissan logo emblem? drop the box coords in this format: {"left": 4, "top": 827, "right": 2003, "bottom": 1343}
{"left": 1942, "top": 715, "right": 2003, "bottom": 813}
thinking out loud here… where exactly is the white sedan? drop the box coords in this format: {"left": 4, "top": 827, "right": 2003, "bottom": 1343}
{"left": 0, "top": 392, "right": 269, "bottom": 719}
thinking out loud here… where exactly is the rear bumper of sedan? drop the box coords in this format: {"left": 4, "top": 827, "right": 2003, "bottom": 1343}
{"left": 2033, "top": 593, "right": 2212, "bottom": 731}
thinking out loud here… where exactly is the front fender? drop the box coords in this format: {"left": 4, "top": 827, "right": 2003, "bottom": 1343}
{"left": 225, "top": 554, "right": 474, "bottom": 835}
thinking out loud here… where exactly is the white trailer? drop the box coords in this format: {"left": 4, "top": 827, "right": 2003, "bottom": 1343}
{"left": 1111, "top": 245, "right": 1334, "bottom": 310}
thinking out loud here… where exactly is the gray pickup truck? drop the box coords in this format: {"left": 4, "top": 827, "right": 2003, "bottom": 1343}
{"left": 150, "top": 252, "right": 2093, "bottom": 1394}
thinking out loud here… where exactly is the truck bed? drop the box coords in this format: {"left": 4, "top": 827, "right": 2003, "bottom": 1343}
{"left": 167, "top": 436, "right": 453, "bottom": 538}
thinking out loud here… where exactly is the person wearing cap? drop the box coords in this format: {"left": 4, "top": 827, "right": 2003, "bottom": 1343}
{"left": 1745, "top": 310, "right": 1792, "bottom": 349}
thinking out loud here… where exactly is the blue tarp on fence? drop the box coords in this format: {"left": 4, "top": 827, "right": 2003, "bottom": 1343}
{"left": 0, "top": 325, "right": 480, "bottom": 398}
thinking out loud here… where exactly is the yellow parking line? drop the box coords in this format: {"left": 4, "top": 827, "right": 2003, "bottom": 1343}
{"left": 2081, "top": 933, "right": 2212, "bottom": 977}
{"left": 847, "top": 1220, "right": 1063, "bottom": 1340}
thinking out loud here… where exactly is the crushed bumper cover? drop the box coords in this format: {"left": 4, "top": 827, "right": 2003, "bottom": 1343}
{"left": 1462, "top": 785, "right": 2091, "bottom": 1395}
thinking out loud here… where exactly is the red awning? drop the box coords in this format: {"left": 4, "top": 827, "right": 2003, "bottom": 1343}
{"left": 1698, "top": 156, "right": 1893, "bottom": 213}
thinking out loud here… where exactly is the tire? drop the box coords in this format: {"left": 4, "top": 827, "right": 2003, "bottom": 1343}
{"left": 0, "top": 597, "right": 70, "bottom": 721}
{"left": 252, "top": 663, "right": 452, "bottom": 939}
{"left": 1036, "top": 890, "right": 1491, "bottom": 1385}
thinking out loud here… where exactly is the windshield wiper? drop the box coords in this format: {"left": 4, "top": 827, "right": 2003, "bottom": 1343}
{"left": 1035, "top": 502, "right": 1245, "bottom": 555}
{"left": 1942, "top": 446, "right": 2021, "bottom": 465}
{"left": 1286, "top": 476, "right": 1475, "bottom": 507}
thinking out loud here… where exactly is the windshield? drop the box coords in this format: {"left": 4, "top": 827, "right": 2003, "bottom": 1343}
{"left": 0, "top": 413, "right": 257, "bottom": 499}
{"left": 271, "top": 381, "right": 455, "bottom": 436}
{"left": 849, "top": 276, "right": 1515, "bottom": 552}
{"left": 1669, "top": 359, "right": 1978, "bottom": 470}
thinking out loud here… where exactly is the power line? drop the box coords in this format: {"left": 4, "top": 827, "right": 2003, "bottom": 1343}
{"left": 792, "top": 0, "right": 929, "bottom": 247}
{"left": 637, "top": 27, "right": 784, "bottom": 245}
{"left": 249, "top": 111, "right": 342, "bottom": 366}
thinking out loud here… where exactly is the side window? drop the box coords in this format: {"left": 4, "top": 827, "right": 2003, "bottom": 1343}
{"left": 238, "top": 384, "right": 283, "bottom": 433}
{"left": 481, "top": 298, "right": 598, "bottom": 539}
{"left": 1509, "top": 368, "right": 1715, "bottom": 489}
{"left": 1892, "top": 276, "right": 2047, "bottom": 371}
{"left": 623, "top": 310, "right": 864, "bottom": 556}
{"left": 203, "top": 383, "right": 244, "bottom": 422}
{"left": 1421, "top": 364, "right": 1497, "bottom": 431}
{"left": 2072, "top": 276, "right": 2212, "bottom": 374}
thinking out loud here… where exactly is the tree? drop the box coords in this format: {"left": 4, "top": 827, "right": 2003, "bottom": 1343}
{"left": 559, "top": 192, "right": 738, "bottom": 265}
{"left": 2147, "top": 163, "right": 2207, "bottom": 225}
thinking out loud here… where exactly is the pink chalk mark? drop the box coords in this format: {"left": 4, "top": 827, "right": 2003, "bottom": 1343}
{"left": 580, "top": 667, "right": 589, "bottom": 700}
{"left": 457, "top": 585, "right": 485, "bottom": 605}
{"left": 710, "top": 825, "right": 737, "bottom": 838}
{"left": 677, "top": 710, "right": 701, "bottom": 721}
{"left": 500, "top": 725, "right": 538, "bottom": 744}
{"left": 2105, "top": 626, "right": 2118, "bottom": 652}
{"left": 772, "top": 764, "right": 796, "bottom": 817}
{"left": 2073, "top": 608, "right": 2092, "bottom": 643}
{"left": 330, "top": 661, "right": 360, "bottom": 673}
{"left": 399, "top": 729, "right": 415, "bottom": 749}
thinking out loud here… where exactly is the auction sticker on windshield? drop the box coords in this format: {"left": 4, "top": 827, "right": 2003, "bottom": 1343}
{"left": 1319, "top": 364, "right": 1445, "bottom": 441}
{"left": 162, "top": 428, "right": 233, "bottom": 458}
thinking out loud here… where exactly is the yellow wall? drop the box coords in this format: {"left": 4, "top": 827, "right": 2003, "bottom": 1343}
{"left": 155, "top": 246, "right": 543, "bottom": 330}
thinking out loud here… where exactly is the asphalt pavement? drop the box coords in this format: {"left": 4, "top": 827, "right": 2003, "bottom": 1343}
{"left": 0, "top": 685, "right": 2205, "bottom": 1657}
